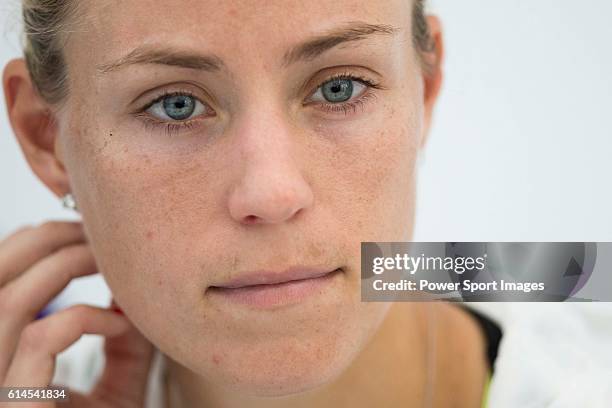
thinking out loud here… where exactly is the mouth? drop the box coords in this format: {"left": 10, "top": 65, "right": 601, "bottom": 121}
{"left": 207, "top": 267, "right": 343, "bottom": 309}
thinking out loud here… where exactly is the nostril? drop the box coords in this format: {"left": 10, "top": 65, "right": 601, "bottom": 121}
{"left": 244, "top": 215, "right": 259, "bottom": 225}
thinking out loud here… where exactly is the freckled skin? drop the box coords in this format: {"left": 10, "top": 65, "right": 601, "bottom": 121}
{"left": 50, "top": 0, "right": 436, "bottom": 402}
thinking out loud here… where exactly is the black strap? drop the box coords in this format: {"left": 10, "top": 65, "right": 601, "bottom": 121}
{"left": 459, "top": 305, "right": 503, "bottom": 373}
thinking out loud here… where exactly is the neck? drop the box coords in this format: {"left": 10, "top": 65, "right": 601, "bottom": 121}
{"left": 163, "top": 303, "right": 488, "bottom": 408}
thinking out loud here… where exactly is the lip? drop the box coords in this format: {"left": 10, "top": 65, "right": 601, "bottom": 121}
{"left": 208, "top": 267, "right": 342, "bottom": 309}
{"left": 212, "top": 266, "right": 338, "bottom": 288}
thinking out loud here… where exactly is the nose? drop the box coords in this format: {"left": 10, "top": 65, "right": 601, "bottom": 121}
{"left": 227, "top": 110, "right": 314, "bottom": 226}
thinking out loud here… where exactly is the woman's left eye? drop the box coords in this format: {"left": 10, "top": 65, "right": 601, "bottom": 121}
{"left": 309, "top": 78, "right": 368, "bottom": 104}
{"left": 146, "top": 94, "right": 207, "bottom": 121}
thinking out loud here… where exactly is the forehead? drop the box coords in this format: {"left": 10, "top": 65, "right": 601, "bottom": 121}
{"left": 70, "top": 0, "right": 411, "bottom": 65}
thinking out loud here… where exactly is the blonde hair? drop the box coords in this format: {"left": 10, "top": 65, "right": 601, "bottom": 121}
{"left": 22, "top": 0, "right": 434, "bottom": 106}
{"left": 21, "top": 0, "right": 81, "bottom": 106}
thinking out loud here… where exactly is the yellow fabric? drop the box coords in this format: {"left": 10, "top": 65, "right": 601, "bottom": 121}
{"left": 481, "top": 373, "right": 492, "bottom": 408}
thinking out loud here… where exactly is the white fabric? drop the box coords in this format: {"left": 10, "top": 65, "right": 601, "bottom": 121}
{"left": 51, "top": 303, "right": 612, "bottom": 407}
{"left": 475, "top": 303, "right": 612, "bottom": 408}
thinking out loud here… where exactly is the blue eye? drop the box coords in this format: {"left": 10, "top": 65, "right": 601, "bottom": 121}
{"left": 322, "top": 79, "right": 352, "bottom": 102}
{"left": 163, "top": 95, "right": 195, "bottom": 120}
{"left": 311, "top": 78, "right": 367, "bottom": 104}
{"left": 146, "top": 93, "right": 206, "bottom": 121}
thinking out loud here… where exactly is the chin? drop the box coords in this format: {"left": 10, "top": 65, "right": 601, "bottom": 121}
{"left": 176, "top": 301, "right": 391, "bottom": 398}
{"left": 202, "top": 334, "right": 363, "bottom": 397}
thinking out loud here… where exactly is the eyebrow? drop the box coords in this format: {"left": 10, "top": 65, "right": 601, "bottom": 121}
{"left": 96, "top": 21, "right": 398, "bottom": 75}
{"left": 282, "top": 22, "right": 399, "bottom": 66}
{"left": 96, "top": 47, "right": 225, "bottom": 74}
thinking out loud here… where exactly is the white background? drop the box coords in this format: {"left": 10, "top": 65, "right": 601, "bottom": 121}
{"left": 1, "top": 1, "right": 611, "bottom": 307}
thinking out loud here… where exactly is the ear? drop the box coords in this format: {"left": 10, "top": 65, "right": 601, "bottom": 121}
{"left": 3, "top": 58, "right": 70, "bottom": 198}
{"left": 420, "top": 15, "right": 444, "bottom": 150}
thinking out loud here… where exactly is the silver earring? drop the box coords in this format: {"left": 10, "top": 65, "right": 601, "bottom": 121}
{"left": 61, "top": 193, "right": 78, "bottom": 211}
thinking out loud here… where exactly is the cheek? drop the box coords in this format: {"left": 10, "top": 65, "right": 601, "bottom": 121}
{"left": 313, "top": 105, "right": 420, "bottom": 244}
{"left": 64, "top": 115, "right": 225, "bottom": 311}
{"left": 70, "top": 140, "right": 228, "bottom": 356}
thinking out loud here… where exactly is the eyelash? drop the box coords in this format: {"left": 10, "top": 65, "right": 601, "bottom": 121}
{"left": 135, "top": 73, "right": 383, "bottom": 137}
{"left": 307, "top": 72, "right": 382, "bottom": 115}
{"left": 135, "top": 90, "right": 205, "bottom": 138}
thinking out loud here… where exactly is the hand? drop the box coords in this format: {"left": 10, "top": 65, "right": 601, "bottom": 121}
{"left": 0, "top": 221, "right": 155, "bottom": 407}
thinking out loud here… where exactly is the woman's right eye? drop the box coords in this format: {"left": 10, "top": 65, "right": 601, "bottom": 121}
{"left": 145, "top": 93, "right": 209, "bottom": 122}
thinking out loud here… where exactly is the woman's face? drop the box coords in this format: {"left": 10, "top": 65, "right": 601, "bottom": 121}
{"left": 55, "top": 0, "right": 431, "bottom": 395}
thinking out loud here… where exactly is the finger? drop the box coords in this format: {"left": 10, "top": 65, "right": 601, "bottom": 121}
{"left": 0, "top": 221, "right": 85, "bottom": 288}
{"left": 0, "top": 244, "right": 98, "bottom": 377}
{"left": 91, "top": 301, "right": 156, "bottom": 406}
{"left": 2, "top": 305, "right": 130, "bottom": 387}
{"left": 1, "top": 243, "right": 98, "bottom": 322}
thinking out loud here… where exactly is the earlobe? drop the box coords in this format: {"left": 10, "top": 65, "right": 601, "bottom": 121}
{"left": 2, "top": 58, "right": 70, "bottom": 198}
{"left": 420, "top": 15, "right": 444, "bottom": 150}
